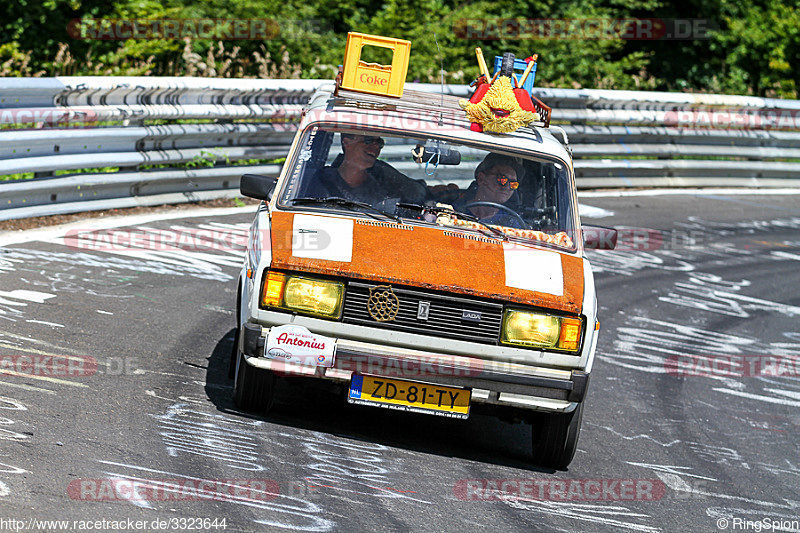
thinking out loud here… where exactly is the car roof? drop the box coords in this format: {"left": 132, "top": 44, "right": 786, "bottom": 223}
{"left": 303, "top": 86, "right": 572, "bottom": 165}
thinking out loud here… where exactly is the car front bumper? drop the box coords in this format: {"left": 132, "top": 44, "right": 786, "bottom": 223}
{"left": 240, "top": 323, "right": 588, "bottom": 413}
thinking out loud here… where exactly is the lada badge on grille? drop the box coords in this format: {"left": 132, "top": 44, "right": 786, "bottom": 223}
{"left": 367, "top": 285, "right": 400, "bottom": 322}
{"left": 462, "top": 310, "right": 482, "bottom": 323}
{"left": 417, "top": 301, "right": 430, "bottom": 321}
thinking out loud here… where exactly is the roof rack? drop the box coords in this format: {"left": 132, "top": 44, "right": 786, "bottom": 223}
{"left": 333, "top": 82, "right": 552, "bottom": 128}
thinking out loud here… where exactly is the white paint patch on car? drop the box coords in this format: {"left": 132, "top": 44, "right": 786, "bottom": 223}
{"left": 292, "top": 214, "right": 353, "bottom": 263}
{"left": 502, "top": 243, "right": 564, "bottom": 296}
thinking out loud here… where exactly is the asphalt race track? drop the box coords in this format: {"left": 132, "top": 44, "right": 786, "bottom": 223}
{"left": 0, "top": 193, "right": 798, "bottom": 532}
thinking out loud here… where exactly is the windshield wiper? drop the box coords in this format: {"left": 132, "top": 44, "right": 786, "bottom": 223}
{"left": 396, "top": 202, "right": 507, "bottom": 241}
{"left": 291, "top": 196, "right": 402, "bottom": 224}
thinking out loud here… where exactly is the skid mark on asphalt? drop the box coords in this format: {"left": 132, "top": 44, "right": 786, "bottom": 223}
{"left": 0, "top": 396, "right": 31, "bottom": 498}
{"left": 633, "top": 462, "right": 800, "bottom": 511}
{"left": 659, "top": 272, "right": 800, "bottom": 318}
{"left": 756, "top": 461, "right": 800, "bottom": 478}
{"left": 0, "top": 289, "right": 57, "bottom": 323}
{"left": 600, "top": 316, "right": 800, "bottom": 409}
{"left": 586, "top": 249, "right": 695, "bottom": 277}
{"left": 502, "top": 498, "right": 661, "bottom": 532}
{"left": 588, "top": 425, "right": 681, "bottom": 447}
{"left": 0, "top": 248, "right": 234, "bottom": 282}
{"left": 273, "top": 430, "right": 432, "bottom": 506}
{"left": 153, "top": 403, "right": 267, "bottom": 472}
{"left": 0, "top": 369, "right": 88, "bottom": 389}
{"left": 587, "top": 215, "right": 800, "bottom": 278}
{"left": 36, "top": 220, "right": 252, "bottom": 277}
{"left": 96, "top": 461, "right": 335, "bottom": 531}
{"left": 16, "top": 270, "right": 135, "bottom": 300}
{"left": 0, "top": 380, "right": 56, "bottom": 394}
{"left": 24, "top": 319, "right": 64, "bottom": 328}
{"left": 0, "top": 206, "right": 254, "bottom": 247}
{"left": 94, "top": 401, "right": 337, "bottom": 531}
{"left": 711, "top": 388, "right": 800, "bottom": 407}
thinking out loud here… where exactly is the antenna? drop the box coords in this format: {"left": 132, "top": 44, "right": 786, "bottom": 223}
{"left": 434, "top": 33, "right": 444, "bottom": 126}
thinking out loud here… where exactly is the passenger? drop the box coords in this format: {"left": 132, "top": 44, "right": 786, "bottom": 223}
{"left": 306, "top": 133, "right": 427, "bottom": 206}
{"left": 453, "top": 153, "right": 526, "bottom": 228}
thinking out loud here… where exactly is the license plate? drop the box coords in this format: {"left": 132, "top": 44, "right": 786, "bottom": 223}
{"left": 348, "top": 374, "right": 470, "bottom": 419}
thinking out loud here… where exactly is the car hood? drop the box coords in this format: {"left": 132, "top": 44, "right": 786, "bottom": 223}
{"left": 268, "top": 211, "right": 584, "bottom": 314}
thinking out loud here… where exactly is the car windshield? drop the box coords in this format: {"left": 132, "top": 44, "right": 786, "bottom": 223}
{"left": 277, "top": 125, "right": 577, "bottom": 249}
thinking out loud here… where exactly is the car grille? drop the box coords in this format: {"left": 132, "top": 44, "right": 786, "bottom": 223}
{"left": 342, "top": 281, "right": 504, "bottom": 344}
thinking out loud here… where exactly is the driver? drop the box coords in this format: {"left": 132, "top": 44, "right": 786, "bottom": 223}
{"left": 306, "top": 133, "right": 428, "bottom": 206}
{"left": 453, "top": 153, "right": 526, "bottom": 228}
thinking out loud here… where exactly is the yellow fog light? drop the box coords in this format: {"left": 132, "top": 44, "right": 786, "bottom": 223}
{"left": 501, "top": 310, "right": 583, "bottom": 353}
{"left": 283, "top": 277, "right": 344, "bottom": 318}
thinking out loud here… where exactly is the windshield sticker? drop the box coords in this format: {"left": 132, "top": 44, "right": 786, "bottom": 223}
{"left": 503, "top": 244, "right": 564, "bottom": 296}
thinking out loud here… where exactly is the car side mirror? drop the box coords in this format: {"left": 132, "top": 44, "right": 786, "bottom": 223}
{"left": 582, "top": 225, "right": 617, "bottom": 250}
{"left": 240, "top": 174, "right": 278, "bottom": 202}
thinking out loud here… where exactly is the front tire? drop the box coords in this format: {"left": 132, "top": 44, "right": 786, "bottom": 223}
{"left": 228, "top": 325, "right": 240, "bottom": 379}
{"left": 529, "top": 403, "right": 584, "bottom": 469}
{"left": 233, "top": 351, "right": 276, "bottom": 413}
{"left": 229, "top": 280, "right": 242, "bottom": 379}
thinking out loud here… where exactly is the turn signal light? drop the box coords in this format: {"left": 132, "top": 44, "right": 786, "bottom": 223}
{"left": 261, "top": 271, "right": 286, "bottom": 307}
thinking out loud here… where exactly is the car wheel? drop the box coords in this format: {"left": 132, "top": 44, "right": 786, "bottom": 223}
{"left": 233, "top": 351, "right": 276, "bottom": 413}
{"left": 529, "top": 403, "right": 584, "bottom": 469}
{"left": 228, "top": 324, "right": 240, "bottom": 379}
{"left": 229, "top": 280, "right": 242, "bottom": 379}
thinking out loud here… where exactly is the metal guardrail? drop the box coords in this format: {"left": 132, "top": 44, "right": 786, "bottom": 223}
{"left": 1, "top": 77, "right": 799, "bottom": 221}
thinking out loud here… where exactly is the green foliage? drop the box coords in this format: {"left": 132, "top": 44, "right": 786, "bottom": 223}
{"left": 55, "top": 166, "right": 120, "bottom": 175}
{"left": 713, "top": 1, "right": 799, "bottom": 97}
{"left": 0, "top": 172, "right": 34, "bottom": 181}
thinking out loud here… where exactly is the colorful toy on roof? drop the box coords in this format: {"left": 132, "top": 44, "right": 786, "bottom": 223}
{"left": 459, "top": 49, "right": 540, "bottom": 134}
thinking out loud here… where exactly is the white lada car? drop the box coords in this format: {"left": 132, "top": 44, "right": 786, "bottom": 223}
{"left": 231, "top": 84, "right": 616, "bottom": 469}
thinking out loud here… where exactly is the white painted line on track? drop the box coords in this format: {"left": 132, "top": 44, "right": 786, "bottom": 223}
{"left": 579, "top": 188, "right": 800, "bottom": 197}
{"left": 579, "top": 204, "right": 615, "bottom": 218}
{"left": 0, "top": 380, "right": 56, "bottom": 395}
{"left": 0, "top": 369, "right": 89, "bottom": 388}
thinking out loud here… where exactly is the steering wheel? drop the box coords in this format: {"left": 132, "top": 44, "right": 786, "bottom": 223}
{"left": 464, "top": 202, "right": 529, "bottom": 229}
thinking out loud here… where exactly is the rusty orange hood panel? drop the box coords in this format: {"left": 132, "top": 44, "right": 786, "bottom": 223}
{"left": 268, "top": 211, "right": 584, "bottom": 314}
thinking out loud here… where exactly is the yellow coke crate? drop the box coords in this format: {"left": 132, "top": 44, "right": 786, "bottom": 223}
{"left": 341, "top": 32, "right": 411, "bottom": 98}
